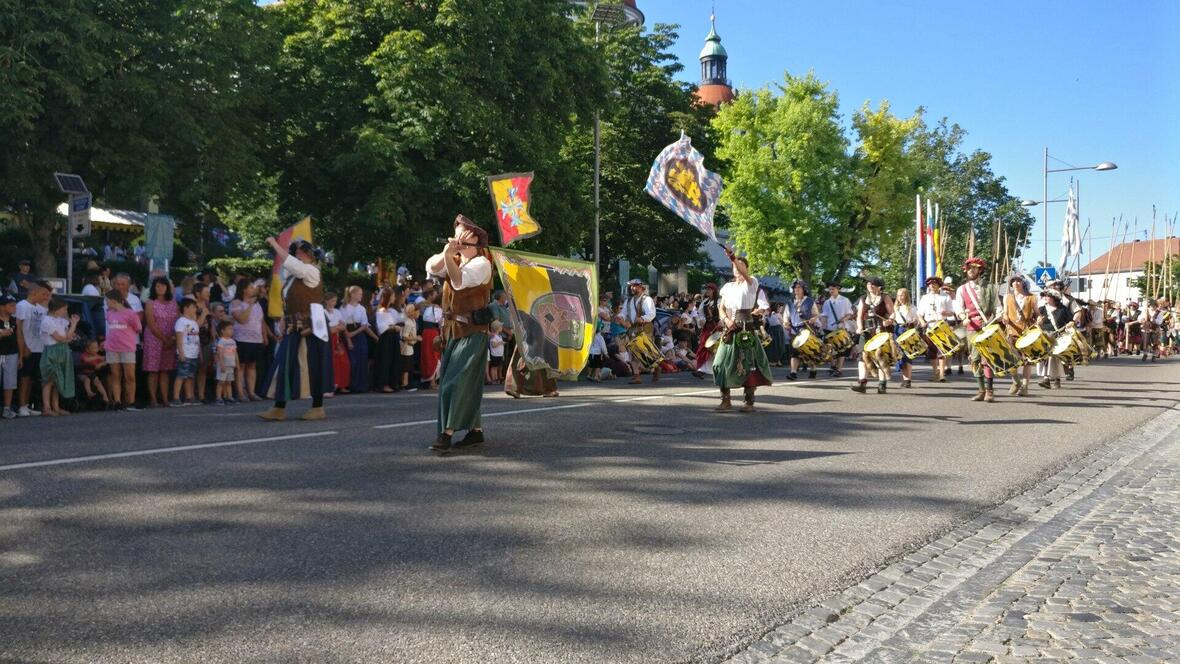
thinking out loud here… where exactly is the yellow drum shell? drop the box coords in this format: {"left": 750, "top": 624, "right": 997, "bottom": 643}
{"left": 791, "top": 328, "right": 826, "bottom": 365}
{"left": 824, "top": 328, "right": 853, "bottom": 353}
{"left": 1052, "top": 329, "right": 1087, "bottom": 364}
{"left": 1014, "top": 327, "right": 1053, "bottom": 364}
{"left": 925, "top": 320, "right": 962, "bottom": 357}
{"left": 972, "top": 324, "right": 1022, "bottom": 376}
{"left": 896, "top": 328, "right": 929, "bottom": 359}
{"left": 863, "top": 331, "right": 897, "bottom": 367}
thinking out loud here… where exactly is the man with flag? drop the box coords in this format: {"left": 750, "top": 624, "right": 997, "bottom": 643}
{"left": 258, "top": 235, "right": 331, "bottom": 422}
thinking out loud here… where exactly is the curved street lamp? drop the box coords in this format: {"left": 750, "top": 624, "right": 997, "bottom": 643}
{"left": 1022, "top": 149, "right": 1117, "bottom": 265}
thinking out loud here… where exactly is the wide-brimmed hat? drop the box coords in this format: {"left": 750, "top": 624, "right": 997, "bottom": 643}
{"left": 826, "top": 280, "right": 843, "bottom": 289}
{"left": 865, "top": 275, "right": 884, "bottom": 288}
{"left": 924, "top": 276, "right": 943, "bottom": 287}
{"left": 962, "top": 257, "right": 987, "bottom": 271}
{"left": 1042, "top": 288, "right": 1063, "bottom": 301}
{"left": 453, "top": 214, "right": 489, "bottom": 248}
{"left": 626, "top": 279, "right": 647, "bottom": 288}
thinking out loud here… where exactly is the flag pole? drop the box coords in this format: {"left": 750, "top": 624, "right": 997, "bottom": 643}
{"left": 1150, "top": 205, "right": 1158, "bottom": 300}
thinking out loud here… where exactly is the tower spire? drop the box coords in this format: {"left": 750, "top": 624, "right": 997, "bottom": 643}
{"left": 694, "top": 7, "right": 733, "bottom": 107}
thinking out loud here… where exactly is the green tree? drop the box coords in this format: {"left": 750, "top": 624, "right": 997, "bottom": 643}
{"left": 0, "top": 0, "right": 276, "bottom": 276}
{"left": 269, "top": 0, "right": 606, "bottom": 269}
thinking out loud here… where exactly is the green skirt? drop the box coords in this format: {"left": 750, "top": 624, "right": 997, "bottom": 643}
{"left": 437, "top": 332, "right": 489, "bottom": 434}
{"left": 40, "top": 343, "right": 76, "bottom": 399}
{"left": 712, "top": 331, "right": 773, "bottom": 389}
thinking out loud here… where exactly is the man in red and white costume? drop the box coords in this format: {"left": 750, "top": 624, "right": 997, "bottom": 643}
{"left": 953, "top": 257, "right": 998, "bottom": 402}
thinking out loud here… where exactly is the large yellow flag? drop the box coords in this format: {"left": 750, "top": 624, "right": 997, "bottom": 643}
{"left": 268, "top": 216, "right": 313, "bottom": 319}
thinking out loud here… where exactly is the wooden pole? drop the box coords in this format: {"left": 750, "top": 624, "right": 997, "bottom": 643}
{"left": 1100, "top": 215, "right": 1120, "bottom": 302}
{"left": 1150, "top": 206, "right": 1158, "bottom": 300}
{"left": 1114, "top": 219, "right": 1132, "bottom": 305}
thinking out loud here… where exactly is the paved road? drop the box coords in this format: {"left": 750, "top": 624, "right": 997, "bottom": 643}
{"left": 0, "top": 357, "right": 1176, "bottom": 663}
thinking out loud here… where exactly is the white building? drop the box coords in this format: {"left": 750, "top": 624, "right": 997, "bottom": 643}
{"left": 1075, "top": 238, "right": 1179, "bottom": 304}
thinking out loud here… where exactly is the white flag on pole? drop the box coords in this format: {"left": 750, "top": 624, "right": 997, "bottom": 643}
{"left": 1059, "top": 181, "right": 1080, "bottom": 269}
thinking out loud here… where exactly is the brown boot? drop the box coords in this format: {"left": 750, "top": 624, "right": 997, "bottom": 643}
{"left": 971, "top": 391, "right": 986, "bottom": 402}
{"left": 258, "top": 407, "right": 286, "bottom": 421}
{"left": 300, "top": 407, "right": 326, "bottom": 421}
{"left": 714, "top": 389, "right": 732, "bottom": 412}
{"left": 984, "top": 389, "right": 995, "bottom": 403}
{"left": 740, "top": 387, "right": 755, "bottom": 412}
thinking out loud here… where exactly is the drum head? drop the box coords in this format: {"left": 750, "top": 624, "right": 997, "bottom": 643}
{"left": 791, "top": 329, "right": 814, "bottom": 348}
{"left": 864, "top": 332, "right": 891, "bottom": 351}
{"left": 1015, "top": 328, "right": 1042, "bottom": 349}
{"left": 1052, "top": 334, "right": 1074, "bottom": 354}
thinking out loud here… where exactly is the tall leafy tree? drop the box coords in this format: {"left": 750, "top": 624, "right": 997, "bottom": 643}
{"left": 0, "top": 0, "right": 276, "bottom": 275}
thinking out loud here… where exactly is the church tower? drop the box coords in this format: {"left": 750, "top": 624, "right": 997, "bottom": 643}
{"left": 694, "top": 13, "right": 734, "bottom": 108}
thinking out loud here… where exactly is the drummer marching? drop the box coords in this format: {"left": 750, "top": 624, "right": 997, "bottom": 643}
{"left": 917, "top": 276, "right": 955, "bottom": 382}
{"left": 850, "top": 275, "right": 895, "bottom": 394}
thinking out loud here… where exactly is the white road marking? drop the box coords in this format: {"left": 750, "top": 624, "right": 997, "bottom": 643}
{"left": 0, "top": 431, "right": 338, "bottom": 472}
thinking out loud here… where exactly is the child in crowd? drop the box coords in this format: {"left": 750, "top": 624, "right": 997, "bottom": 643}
{"left": 214, "top": 321, "right": 238, "bottom": 405}
{"left": 103, "top": 290, "right": 142, "bottom": 411}
{"left": 587, "top": 330, "right": 606, "bottom": 382}
{"left": 399, "top": 303, "right": 420, "bottom": 391}
{"left": 670, "top": 339, "right": 696, "bottom": 372}
{"left": 77, "top": 339, "right": 111, "bottom": 407}
{"left": 172, "top": 298, "right": 201, "bottom": 407}
{"left": 39, "top": 298, "right": 79, "bottom": 417}
{"left": 487, "top": 320, "right": 505, "bottom": 384}
{"left": 0, "top": 295, "right": 18, "bottom": 419}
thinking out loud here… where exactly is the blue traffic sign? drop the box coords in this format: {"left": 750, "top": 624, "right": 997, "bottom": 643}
{"left": 1034, "top": 266, "right": 1057, "bottom": 285}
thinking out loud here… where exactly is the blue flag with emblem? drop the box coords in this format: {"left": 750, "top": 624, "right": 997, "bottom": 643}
{"left": 644, "top": 133, "right": 721, "bottom": 241}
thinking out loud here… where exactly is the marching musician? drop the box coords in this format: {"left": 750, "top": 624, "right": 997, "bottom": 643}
{"left": 820, "top": 280, "right": 854, "bottom": 378}
{"left": 621, "top": 278, "right": 660, "bottom": 384}
{"left": 691, "top": 282, "right": 720, "bottom": 379}
{"left": 258, "top": 237, "right": 331, "bottom": 422}
{"left": 426, "top": 215, "right": 494, "bottom": 455}
{"left": 1139, "top": 299, "right": 1164, "bottom": 362}
{"left": 850, "top": 275, "right": 894, "bottom": 394}
{"left": 917, "top": 276, "right": 953, "bottom": 382}
{"left": 954, "top": 257, "right": 999, "bottom": 402}
{"left": 1037, "top": 288, "right": 1071, "bottom": 389}
{"left": 942, "top": 278, "right": 967, "bottom": 375}
{"left": 1002, "top": 274, "right": 1037, "bottom": 397}
{"left": 892, "top": 288, "right": 918, "bottom": 388}
{"left": 786, "top": 280, "right": 819, "bottom": 381}
{"left": 712, "top": 252, "right": 772, "bottom": 412}
{"left": 1057, "top": 279, "right": 1086, "bottom": 381}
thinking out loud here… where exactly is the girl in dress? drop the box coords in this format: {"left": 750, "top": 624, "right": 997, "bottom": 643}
{"left": 342, "top": 285, "right": 377, "bottom": 392}
{"left": 39, "top": 298, "right": 79, "bottom": 416}
{"left": 143, "top": 276, "right": 178, "bottom": 407}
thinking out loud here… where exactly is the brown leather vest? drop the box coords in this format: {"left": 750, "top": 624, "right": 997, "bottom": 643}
{"left": 285, "top": 277, "right": 323, "bottom": 328}
{"left": 442, "top": 257, "right": 493, "bottom": 340}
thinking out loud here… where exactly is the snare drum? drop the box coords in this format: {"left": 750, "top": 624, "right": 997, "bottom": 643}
{"left": 1052, "top": 328, "right": 1087, "bottom": 364}
{"left": 791, "top": 328, "right": 826, "bottom": 365}
{"left": 972, "top": 323, "right": 1022, "bottom": 376}
{"left": 1014, "top": 327, "right": 1053, "bottom": 364}
{"left": 824, "top": 328, "right": 853, "bottom": 354}
{"left": 863, "top": 331, "right": 897, "bottom": 368}
{"left": 896, "top": 327, "right": 930, "bottom": 360}
{"left": 924, "top": 320, "right": 962, "bottom": 357}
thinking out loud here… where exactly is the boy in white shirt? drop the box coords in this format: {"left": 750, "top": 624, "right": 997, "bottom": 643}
{"left": 488, "top": 320, "right": 505, "bottom": 383}
{"left": 172, "top": 298, "right": 202, "bottom": 406}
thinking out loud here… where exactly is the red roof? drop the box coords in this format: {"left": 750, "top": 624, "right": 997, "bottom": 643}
{"left": 1077, "top": 238, "right": 1180, "bottom": 274}
{"left": 695, "top": 83, "right": 735, "bottom": 107}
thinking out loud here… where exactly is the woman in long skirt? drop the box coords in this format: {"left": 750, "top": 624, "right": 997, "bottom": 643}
{"left": 325, "top": 292, "right": 351, "bottom": 392}
{"left": 766, "top": 302, "right": 787, "bottom": 367}
{"left": 342, "top": 285, "right": 377, "bottom": 392}
{"left": 418, "top": 290, "right": 443, "bottom": 389}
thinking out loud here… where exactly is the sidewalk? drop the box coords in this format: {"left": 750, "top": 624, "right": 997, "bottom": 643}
{"left": 727, "top": 405, "right": 1180, "bottom": 664}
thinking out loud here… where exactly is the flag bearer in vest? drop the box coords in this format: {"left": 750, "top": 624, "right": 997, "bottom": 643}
{"left": 427, "top": 216, "right": 494, "bottom": 455}
{"left": 954, "top": 257, "right": 998, "bottom": 402}
{"left": 622, "top": 279, "right": 660, "bottom": 384}
{"left": 713, "top": 250, "right": 772, "bottom": 412}
{"left": 259, "top": 237, "right": 331, "bottom": 421}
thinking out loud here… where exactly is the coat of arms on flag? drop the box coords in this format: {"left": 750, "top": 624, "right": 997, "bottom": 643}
{"left": 644, "top": 133, "right": 722, "bottom": 241}
{"left": 490, "top": 248, "right": 597, "bottom": 377}
{"left": 488, "top": 172, "right": 541, "bottom": 247}
{"left": 268, "top": 216, "right": 313, "bottom": 319}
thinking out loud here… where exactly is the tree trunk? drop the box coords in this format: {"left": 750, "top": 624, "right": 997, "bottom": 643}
{"left": 21, "top": 213, "right": 59, "bottom": 278}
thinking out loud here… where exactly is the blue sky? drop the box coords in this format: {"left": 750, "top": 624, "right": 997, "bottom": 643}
{"left": 643, "top": 0, "right": 1179, "bottom": 266}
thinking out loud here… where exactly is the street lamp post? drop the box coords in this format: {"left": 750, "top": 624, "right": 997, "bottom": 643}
{"left": 591, "top": 4, "right": 627, "bottom": 274}
{"left": 1020, "top": 148, "right": 1117, "bottom": 266}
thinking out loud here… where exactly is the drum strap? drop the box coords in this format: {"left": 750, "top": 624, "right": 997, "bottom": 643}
{"left": 826, "top": 299, "right": 838, "bottom": 330}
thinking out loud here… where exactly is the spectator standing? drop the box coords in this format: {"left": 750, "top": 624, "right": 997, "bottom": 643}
{"left": 342, "top": 285, "right": 376, "bottom": 393}
{"left": 324, "top": 292, "right": 351, "bottom": 393}
{"left": 191, "top": 283, "right": 213, "bottom": 403}
{"left": 143, "top": 277, "right": 178, "bottom": 407}
{"left": 230, "top": 279, "right": 267, "bottom": 401}
{"left": 8, "top": 260, "right": 34, "bottom": 298}
{"left": 39, "top": 298, "right": 79, "bottom": 416}
{"left": 172, "top": 298, "right": 201, "bottom": 407}
{"left": 487, "top": 320, "right": 505, "bottom": 384}
{"left": 214, "top": 321, "right": 238, "bottom": 405}
{"left": 15, "top": 280, "right": 50, "bottom": 416}
{"left": 373, "top": 287, "right": 404, "bottom": 393}
{"left": 80, "top": 271, "right": 102, "bottom": 297}
{"left": 111, "top": 273, "right": 144, "bottom": 314}
{"left": 399, "top": 303, "right": 420, "bottom": 391}
{"left": 0, "top": 295, "right": 18, "bottom": 418}
{"left": 103, "top": 291, "right": 142, "bottom": 411}
{"left": 418, "top": 289, "right": 443, "bottom": 390}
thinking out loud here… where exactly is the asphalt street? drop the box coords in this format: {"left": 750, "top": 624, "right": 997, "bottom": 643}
{"left": 0, "top": 356, "right": 1176, "bottom": 663}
